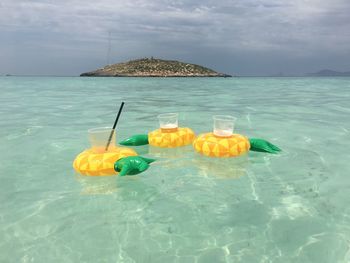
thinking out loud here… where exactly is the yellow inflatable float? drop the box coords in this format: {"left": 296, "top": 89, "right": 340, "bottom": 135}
{"left": 120, "top": 113, "right": 195, "bottom": 148}
{"left": 193, "top": 133, "right": 250, "bottom": 157}
{"left": 193, "top": 115, "right": 280, "bottom": 157}
{"left": 73, "top": 103, "right": 156, "bottom": 177}
{"left": 73, "top": 146, "right": 137, "bottom": 176}
{"left": 73, "top": 127, "right": 154, "bottom": 176}
{"left": 148, "top": 127, "right": 195, "bottom": 148}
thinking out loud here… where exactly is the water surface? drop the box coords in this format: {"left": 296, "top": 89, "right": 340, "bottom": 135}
{"left": 0, "top": 77, "right": 350, "bottom": 262}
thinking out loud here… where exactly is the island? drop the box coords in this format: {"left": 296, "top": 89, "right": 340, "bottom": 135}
{"left": 80, "top": 58, "right": 231, "bottom": 77}
{"left": 306, "top": 69, "right": 350, "bottom": 77}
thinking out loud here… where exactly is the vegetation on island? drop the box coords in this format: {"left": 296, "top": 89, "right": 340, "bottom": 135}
{"left": 80, "top": 58, "right": 231, "bottom": 77}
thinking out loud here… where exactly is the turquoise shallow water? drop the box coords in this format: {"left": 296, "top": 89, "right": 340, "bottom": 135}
{"left": 0, "top": 76, "right": 350, "bottom": 262}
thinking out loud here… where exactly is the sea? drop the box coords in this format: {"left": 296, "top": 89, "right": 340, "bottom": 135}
{"left": 0, "top": 76, "right": 349, "bottom": 262}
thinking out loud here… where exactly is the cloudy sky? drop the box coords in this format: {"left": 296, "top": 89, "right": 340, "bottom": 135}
{"left": 1, "top": 0, "right": 349, "bottom": 76}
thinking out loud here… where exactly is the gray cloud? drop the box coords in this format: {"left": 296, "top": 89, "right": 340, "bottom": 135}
{"left": 0, "top": 0, "right": 349, "bottom": 75}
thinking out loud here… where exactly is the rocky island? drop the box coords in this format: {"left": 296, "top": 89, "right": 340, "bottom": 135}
{"left": 80, "top": 58, "right": 231, "bottom": 77}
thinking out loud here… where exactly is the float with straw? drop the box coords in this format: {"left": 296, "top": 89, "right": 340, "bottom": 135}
{"left": 73, "top": 102, "right": 155, "bottom": 176}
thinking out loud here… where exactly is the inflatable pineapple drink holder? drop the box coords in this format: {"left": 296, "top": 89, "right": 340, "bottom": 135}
{"left": 194, "top": 115, "right": 280, "bottom": 157}
{"left": 193, "top": 133, "right": 250, "bottom": 157}
{"left": 120, "top": 113, "right": 196, "bottom": 148}
{"left": 73, "top": 127, "right": 154, "bottom": 176}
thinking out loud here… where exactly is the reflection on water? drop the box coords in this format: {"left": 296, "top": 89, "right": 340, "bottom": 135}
{"left": 148, "top": 145, "right": 193, "bottom": 158}
{"left": 193, "top": 155, "right": 249, "bottom": 179}
{"left": 146, "top": 145, "right": 248, "bottom": 179}
{"left": 75, "top": 173, "right": 119, "bottom": 195}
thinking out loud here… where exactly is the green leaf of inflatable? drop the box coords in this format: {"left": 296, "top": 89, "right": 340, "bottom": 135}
{"left": 114, "top": 156, "right": 156, "bottom": 176}
{"left": 119, "top": 134, "right": 149, "bottom": 146}
{"left": 249, "top": 138, "right": 281, "bottom": 154}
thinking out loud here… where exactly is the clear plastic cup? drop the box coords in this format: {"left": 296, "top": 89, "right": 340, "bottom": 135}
{"left": 88, "top": 127, "right": 115, "bottom": 153}
{"left": 157, "top": 113, "right": 178, "bottom": 132}
{"left": 213, "top": 115, "right": 236, "bottom": 137}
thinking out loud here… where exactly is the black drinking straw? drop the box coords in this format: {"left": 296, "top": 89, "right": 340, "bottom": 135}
{"left": 105, "top": 102, "right": 125, "bottom": 151}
